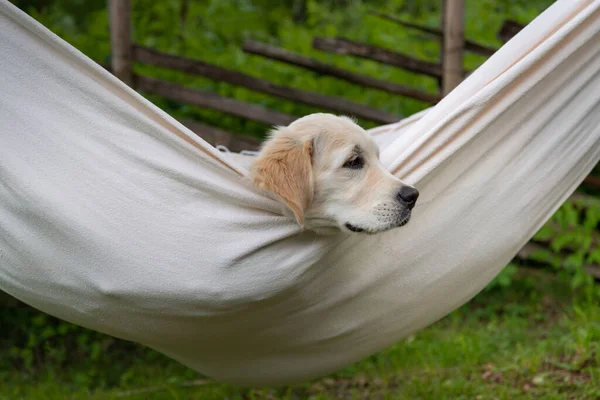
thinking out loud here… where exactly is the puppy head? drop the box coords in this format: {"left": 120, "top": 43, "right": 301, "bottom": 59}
{"left": 251, "top": 113, "right": 418, "bottom": 234}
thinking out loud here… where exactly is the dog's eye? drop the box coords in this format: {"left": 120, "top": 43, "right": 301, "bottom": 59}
{"left": 343, "top": 156, "right": 364, "bottom": 170}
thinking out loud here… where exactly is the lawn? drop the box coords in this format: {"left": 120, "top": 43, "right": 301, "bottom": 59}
{"left": 2, "top": 267, "right": 600, "bottom": 400}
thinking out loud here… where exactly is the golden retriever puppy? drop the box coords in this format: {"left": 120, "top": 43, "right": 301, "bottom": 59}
{"left": 250, "top": 113, "right": 418, "bottom": 234}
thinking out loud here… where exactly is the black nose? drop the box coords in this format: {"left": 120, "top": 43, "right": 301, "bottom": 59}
{"left": 397, "top": 186, "right": 419, "bottom": 208}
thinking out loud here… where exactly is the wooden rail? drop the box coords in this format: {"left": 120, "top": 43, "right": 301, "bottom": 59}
{"left": 133, "top": 46, "right": 400, "bottom": 124}
{"left": 182, "top": 120, "right": 261, "bottom": 152}
{"left": 242, "top": 40, "right": 440, "bottom": 104}
{"left": 135, "top": 75, "right": 296, "bottom": 126}
{"left": 583, "top": 175, "right": 600, "bottom": 190}
{"left": 367, "top": 10, "right": 496, "bottom": 57}
{"left": 313, "top": 37, "right": 445, "bottom": 78}
{"left": 498, "top": 20, "right": 525, "bottom": 43}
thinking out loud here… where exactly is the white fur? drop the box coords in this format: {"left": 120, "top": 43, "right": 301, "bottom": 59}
{"left": 252, "top": 113, "right": 418, "bottom": 235}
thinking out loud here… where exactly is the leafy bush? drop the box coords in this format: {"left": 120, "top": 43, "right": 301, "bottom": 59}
{"left": 533, "top": 201, "right": 600, "bottom": 287}
{"left": 486, "top": 198, "right": 600, "bottom": 292}
{"left": 0, "top": 306, "right": 170, "bottom": 387}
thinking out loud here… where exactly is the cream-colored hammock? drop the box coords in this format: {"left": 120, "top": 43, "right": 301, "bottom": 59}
{"left": 1, "top": 0, "right": 599, "bottom": 386}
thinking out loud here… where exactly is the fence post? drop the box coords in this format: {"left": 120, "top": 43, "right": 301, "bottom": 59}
{"left": 441, "top": 0, "right": 465, "bottom": 96}
{"left": 109, "top": 0, "right": 133, "bottom": 86}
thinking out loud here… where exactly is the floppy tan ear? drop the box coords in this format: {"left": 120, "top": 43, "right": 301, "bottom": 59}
{"left": 251, "top": 133, "right": 314, "bottom": 227}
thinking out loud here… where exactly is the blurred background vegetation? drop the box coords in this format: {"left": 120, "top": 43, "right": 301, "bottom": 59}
{"left": 3, "top": 0, "right": 600, "bottom": 398}
{"left": 10, "top": 0, "right": 559, "bottom": 135}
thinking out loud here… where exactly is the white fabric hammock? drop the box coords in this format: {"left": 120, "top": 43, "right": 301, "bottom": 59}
{"left": 1, "top": 0, "right": 599, "bottom": 386}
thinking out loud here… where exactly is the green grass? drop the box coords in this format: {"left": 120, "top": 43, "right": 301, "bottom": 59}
{"left": 3, "top": 267, "right": 600, "bottom": 400}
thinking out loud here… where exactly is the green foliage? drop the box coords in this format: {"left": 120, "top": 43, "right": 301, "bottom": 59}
{"left": 535, "top": 199, "right": 599, "bottom": 288}
{"left": 485, "top": 197, "right": 600, "bottom": 293}
{"left": 21, "top": 0, "right": 554, "bottom": 138}
{"left": 0, "top": 306, "right": 177, "bottom": 388}
{"left": 484, "top": 263, "right": 519, "bottom": 292}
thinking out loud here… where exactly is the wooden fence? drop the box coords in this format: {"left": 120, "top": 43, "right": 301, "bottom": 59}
{"left": 106, "top": 0, "right": 486, "bottom": 149}
{"left": 105, "top": 1, "right": 538, "bottom": 153}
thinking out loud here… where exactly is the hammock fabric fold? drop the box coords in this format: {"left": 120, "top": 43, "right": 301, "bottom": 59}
{"left": 1, "top": 0, "right": 599, "bottom": 386}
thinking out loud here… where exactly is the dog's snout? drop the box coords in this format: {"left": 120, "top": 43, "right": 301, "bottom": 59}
{"left": 397, "top": 186, "right": 419, "bottom": 209}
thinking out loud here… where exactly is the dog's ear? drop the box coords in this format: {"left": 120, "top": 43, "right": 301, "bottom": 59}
{"left": 251, "top": 131, "right": 314, "bottom": 227}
